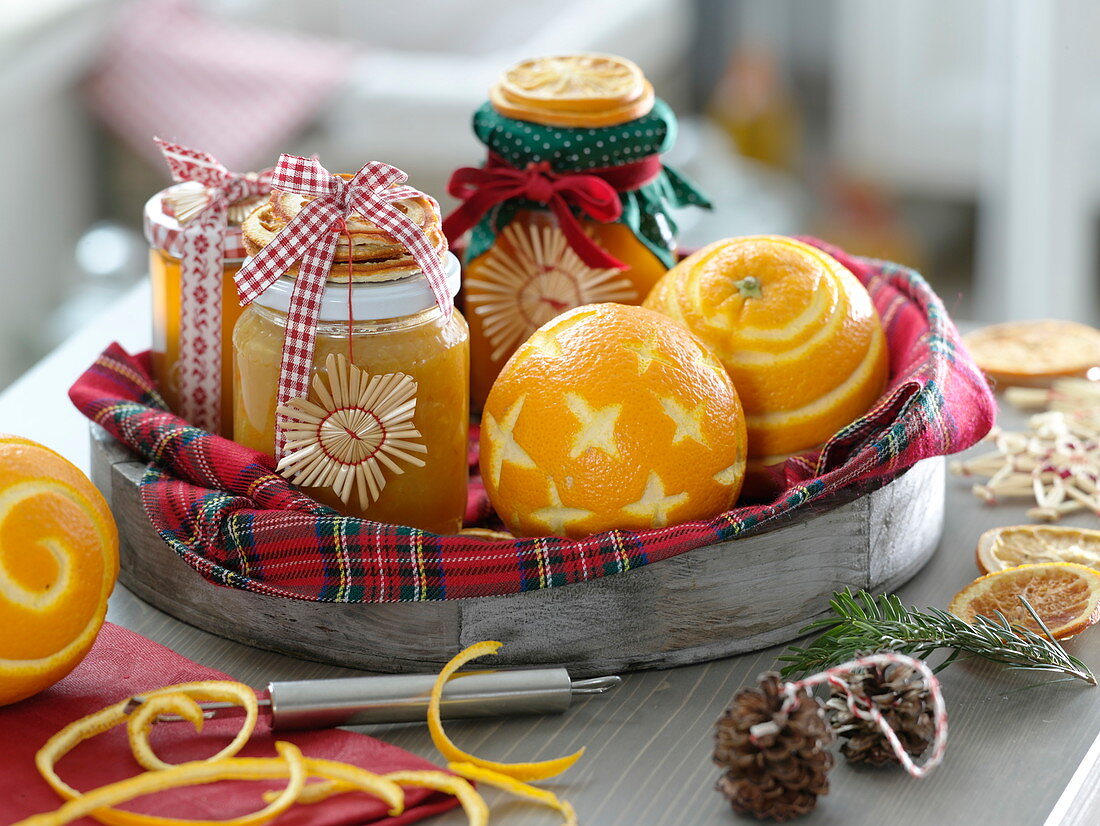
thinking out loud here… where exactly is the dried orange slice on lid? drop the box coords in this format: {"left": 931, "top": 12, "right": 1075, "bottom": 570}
{"left": 976, "top": 525, "right": 1100, "bottom": 574}
{"left": 949, "top": 562, "right": 1100, "bottom": 639}
{"left": 963, "top": 320, "right": 1100, "bottom": 388}
{"left": 489, "top": 53, "right": 655, "bottom": 127}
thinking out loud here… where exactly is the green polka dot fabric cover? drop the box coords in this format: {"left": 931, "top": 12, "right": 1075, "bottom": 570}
{"left": 465, "top": 99, "right": 711, "bottom": 266}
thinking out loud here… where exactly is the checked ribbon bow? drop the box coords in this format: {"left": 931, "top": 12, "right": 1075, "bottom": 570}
{"left": 234, "top": 155, "right": 451, "bottom": 457}
{"left": 443, "top": 154, "right": 663, "bottom": 270}
{"left": 154, "top": 138, "right": 273, "bottom": 433}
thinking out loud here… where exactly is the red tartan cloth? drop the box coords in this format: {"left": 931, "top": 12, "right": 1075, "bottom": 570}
{"left": 0, "top": 623, "right": 458, "bottom": 825}
{"left": 68, "top": 239, "right": 995, "bottom": 603}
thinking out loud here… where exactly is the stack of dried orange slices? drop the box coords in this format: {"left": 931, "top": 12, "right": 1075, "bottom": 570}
{"left": 13, "top": 642, "right": 581, "bottom": 826}
{"left": 950, "top": 525, "right": 1100, "bottom": 640}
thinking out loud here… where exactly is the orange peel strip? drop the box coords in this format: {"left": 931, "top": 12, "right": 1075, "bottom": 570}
{"left": 36, "top": 681, "right": 262, "bottom": 826}
{"left": 449, "top": 762, "right": 577, "bottom": 826}
{"left": 13, "top": 741, "right": 307, "bottom": 826}
{"left": 127, "top": 684, "right": 257, "bottom": 770}
{"left": 386, "top": 770, "right": 488, "bottom": 826}
{"left": 126, "top": 683, "right": 257, "bottom": 771}
{"left": 261, "top": 780, "right": 347, "bottom": 806}
{"left": 428, "top": 641, "right": 584, "bottom": 781}
{"left": 262, "top": 769, "right": 488, "bottom": 824}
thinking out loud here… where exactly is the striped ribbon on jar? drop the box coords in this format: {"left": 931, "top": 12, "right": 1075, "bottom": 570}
{"left": 153, "top": 139, "right": 273, "bottom": 432}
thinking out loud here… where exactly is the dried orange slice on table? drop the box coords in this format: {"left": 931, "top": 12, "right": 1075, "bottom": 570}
{"left": 963, "top": 319, "right": 1100, "bottom": 388}
{"left": 489, "top": 53, "right": 655, "bottom": 127}
{"left": 976, "top": 525, "right": 1100, "bottom": 574}
{"left": 950, "top": 562, "right": 1100, "bottom": 639}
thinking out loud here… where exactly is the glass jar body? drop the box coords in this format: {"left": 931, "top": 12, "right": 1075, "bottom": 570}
{"left": 149, "top": 248, "right": 244, "bottom": 436}
{"left": 233, "top": 295, "right": 470, "bottom": 534}
{"left": 463, "top": 208, "right": 669, "bottom": 409}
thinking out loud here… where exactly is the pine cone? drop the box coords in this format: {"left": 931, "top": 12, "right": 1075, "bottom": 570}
{"left": 826, "top": 660, "right": 935, "bottom": 766}
{"left": 714, "top": 672, "right": 834, "bottom": 821}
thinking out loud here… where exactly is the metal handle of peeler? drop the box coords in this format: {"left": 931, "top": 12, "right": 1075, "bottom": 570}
{"left": 136, "top": 669, "right": 621, "bottom": 731}
{"left": 270, "top": 669, "right": 619, "bottom": 730}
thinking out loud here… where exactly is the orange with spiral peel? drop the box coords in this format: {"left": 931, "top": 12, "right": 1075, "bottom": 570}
{"left": 643, "top": 235, "right": 889, "bottom": 466}
{"left": 949, "top": 562, "right": 1100, "bottom": 639}
{"left": 480, "top": 303, "right": 747, "bottom": 538}
{"left": 0, "top": 434, "right": 118, "bottom": 705}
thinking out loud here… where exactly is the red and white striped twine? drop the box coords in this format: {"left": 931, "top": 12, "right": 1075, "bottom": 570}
{"left": 782, "top": 652, "right": 948, "bottom": 778}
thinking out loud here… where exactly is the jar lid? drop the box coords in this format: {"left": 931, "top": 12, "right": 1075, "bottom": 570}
{"left": 143, "top": 183, "right": 252, "bottom": 261}
{"left": 252, "top": 251, "right": 462, "bottom": 321}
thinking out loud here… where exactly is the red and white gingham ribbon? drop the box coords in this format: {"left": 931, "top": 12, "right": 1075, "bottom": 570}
{"left": 234, "top": 155, "right": 451, "bottom": 457}
{"left": 776, "top": 652, "right": 948, "bottom": 778}
{"left": 154, "top": 138, "right": 273, "bottom": 432}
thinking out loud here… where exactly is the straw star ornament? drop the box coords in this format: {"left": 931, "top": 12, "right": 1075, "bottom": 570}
{"left": 276, "top": 353, "right": 427, "bottom": 509}
{"left": 466, "top": 222, "right": 637, "bottom": 361}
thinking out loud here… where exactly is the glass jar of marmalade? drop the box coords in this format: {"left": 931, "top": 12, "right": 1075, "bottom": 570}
{"left": 144, "top": 183, "right": 260, "bottom": 436}
{"left": 446, "top": 53, "right": 711, "bottom": 408}
{"left": 234, "top": 191, "right": 469, "bottom": 535}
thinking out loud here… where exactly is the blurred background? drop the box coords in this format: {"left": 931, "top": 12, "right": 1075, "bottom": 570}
{"left": 2, "top": 0, "right": 1097, "bottom": 389}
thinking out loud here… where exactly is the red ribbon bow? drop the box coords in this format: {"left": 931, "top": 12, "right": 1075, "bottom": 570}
{"left": 154, "top": 138, "right": 274, "bottom": 433}
{"left": 157, "top": 137, "right": 274, "bottom": 207}
{"left": 443, "top": 153, "right": 662, "bottom": 270}
{"left": 235, "top": 155, "right": 451, "bottom": 457}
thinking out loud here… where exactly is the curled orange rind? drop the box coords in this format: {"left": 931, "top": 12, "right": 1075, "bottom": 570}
{"left": 23, "top": 679, "right": 403, "bottom": 826}
{"left": 125, "top": 683, "right": 257, "bottom": 771}
{"left": 449, "top": 762, "right": 577, "bottom": 826}
{"left": 20, "top": 643, "right": 587, "bottom": 825}
{"left": 386, "top": 771, "right": 488, "bottom": 826}
{"left": 15, "top": 741, "right": 307, "bottom": 826}
{"left": 428, "top": 641, "right": 585, "bottom": 781}
{"left": 262, "top": 769, "right": 490, "bottom": 826}
{"left": 36, "top": 680, "right": 260, "bottom": 825}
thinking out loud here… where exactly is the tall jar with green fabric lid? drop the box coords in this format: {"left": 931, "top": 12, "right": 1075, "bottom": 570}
{"left": 443, "top": 53, "right": 710, "bottom": 408}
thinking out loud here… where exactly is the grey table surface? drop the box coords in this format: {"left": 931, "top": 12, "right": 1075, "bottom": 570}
{"left": 3, "top": 281, "right": 1100, "bottom": 826}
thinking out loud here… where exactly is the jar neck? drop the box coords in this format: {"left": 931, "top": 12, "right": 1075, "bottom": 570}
{"left": 251, "top": 300, "right": 445, "bottom": 333}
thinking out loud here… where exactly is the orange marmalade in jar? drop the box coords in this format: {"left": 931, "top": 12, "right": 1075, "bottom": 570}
{"left": 445, "top": 53, "right": 711, "bottom": 408}
{"left": 234, "top": 188, "right": 469, "bottom": 534}
{"left": 145, "top": 184, "right": 262, "bottom": 436}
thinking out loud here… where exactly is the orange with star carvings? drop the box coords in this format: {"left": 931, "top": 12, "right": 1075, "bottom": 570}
{"left": 479, "top": 303, "right": 747, "bottom": 538}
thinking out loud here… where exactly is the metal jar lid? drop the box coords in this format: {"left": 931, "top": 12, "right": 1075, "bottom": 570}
{"left": 250, "top": 250, "right": 462, "bottom": 322}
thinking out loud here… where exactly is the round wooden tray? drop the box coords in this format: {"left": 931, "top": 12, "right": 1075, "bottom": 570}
{"left": 90, "top": 424, "right": 944, "bottom": 677}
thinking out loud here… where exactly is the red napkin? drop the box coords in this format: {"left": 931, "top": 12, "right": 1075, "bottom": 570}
{"left": 1, "top": 623, "right": 458, "bottom": 825}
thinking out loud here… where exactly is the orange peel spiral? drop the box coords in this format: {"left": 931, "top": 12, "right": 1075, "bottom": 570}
{"left": 427, "top": 641, "right": 585, "bottom": 781}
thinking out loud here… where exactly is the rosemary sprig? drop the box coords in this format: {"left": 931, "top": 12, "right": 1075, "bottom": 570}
{"left": 779, "top": 589, "right": 1096, "bottom": 685}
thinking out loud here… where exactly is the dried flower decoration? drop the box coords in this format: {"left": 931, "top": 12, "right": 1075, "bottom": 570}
{"left": 163, "top": 179, "right": 265, "bottom": 225}
{"left": 950, "top": 378, "right": 1100, "bottom": 521}
{"left": 276, "top": 353, "right": 427, "bottom": 508}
